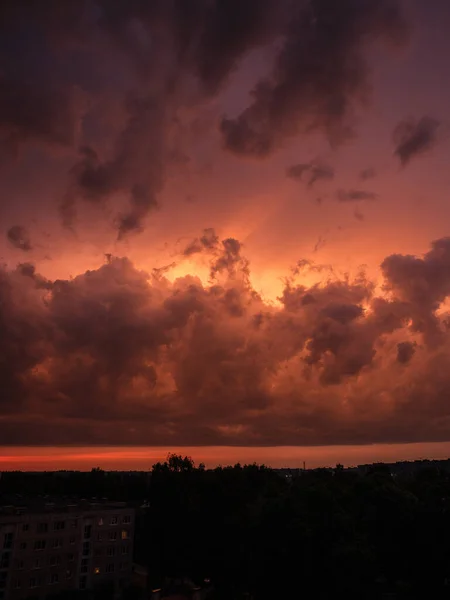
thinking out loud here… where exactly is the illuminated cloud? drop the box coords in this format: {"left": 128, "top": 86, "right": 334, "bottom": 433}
{"left": 2, "top": 236, "right": 450, "bottom": 446}
{"left": 393, "top": 116, "right": 440, "bottom": 166}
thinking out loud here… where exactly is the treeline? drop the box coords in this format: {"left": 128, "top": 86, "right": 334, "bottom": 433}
{"left": 141, "top": 456, "right": 450, "bottom": 599}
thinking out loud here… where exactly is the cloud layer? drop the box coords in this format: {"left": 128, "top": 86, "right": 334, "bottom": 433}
{"left": 0, "top": 0, "right": 409, "bottom": 236}
{"left": 3, "top": 234, "right": 450, "bottom": 446}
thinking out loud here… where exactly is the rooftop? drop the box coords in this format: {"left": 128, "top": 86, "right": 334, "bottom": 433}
{"left": 0, "top": 495, "right": 130, "bottom": 517}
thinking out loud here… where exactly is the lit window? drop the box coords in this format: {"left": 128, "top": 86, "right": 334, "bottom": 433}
{"left": 121, "top": 530, "right": 128, "bottom": 540}
{"left": 94, "top": 567, "right": 100, "bottom": 575}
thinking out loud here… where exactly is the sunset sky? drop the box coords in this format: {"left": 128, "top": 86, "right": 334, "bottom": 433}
{"left": 2, "top": 0, "right": 450, "bottom": 470}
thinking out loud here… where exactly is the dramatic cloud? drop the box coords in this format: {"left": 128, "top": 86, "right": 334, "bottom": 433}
{"left": 336, "top": 189, "right": 378, "bottom": 202}
{"left": 393, "top": 116, "right": 440, "bottom": 166}
{"left": 0, "top": 0, "right": 409, "bottom": 237}
{"left": 286, "top": 162, "right": 334, "bottom": 187}
{"left": 3, "top": 235, "right": 450, "bottom": 446}
{"left": 6, "top": 225, "right": 32, "bottom": 251}
{"left": 221, "top": 0, "right": 409, "bottom": 157}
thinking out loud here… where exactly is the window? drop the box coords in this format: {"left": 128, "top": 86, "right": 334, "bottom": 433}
{"left": 121, "top": 545, "right": 129, "bottom": 555}
{"left": 19, "top": 542, "right": 27, "bottom": 550}
{"left": 66, "top": 570, "right": 73, "bottom": 580}
{"left": 122, "top": 515, "right": 131, "bottom": 524}
{"left": 80, "top": 558, "right": 88, "bottom": 574}
{"left": 80, "top": 576, "right": 87, "bottom": 590}
{"left": 17, "top": 560, "right": 24, "bottom": 570}
{"left": 3, "top": 533, "right": 13, "bottom": 549}
{"left": 109, "top": 531, "right": 117, "bottom": 541}
{"left": 94, "top": 567, "right": 100, "bottom": 575}
{"left": 70, "top": 519, "right": 78, "bottom": 528}
{"left": 29, "top": 578, "right": 38, "bottom": 589}
{"left": 0, "top": 554, "right": 10, "bottom": 569}
{"left": 53, "top": 521, "right": 65, "bottom": 531}
{"left": 37, "top": 523, "right": 48, "bottom": 533}
{"left": 50, "top": 573, "right": 59, "bottom": 585}
{"left": 106, "top": 563, "right": 114, "bottom": 573}
{"left": 82, "top": 541, "right": 90, "bottom": 556}
{"left": 33, "top": 559, "right": 41, "bottom": 570}
{"left": 107, "top": 546, "right": 115, "bottom": 557}
{"left": 49, "top": 556, "right": 60, "bottom": 567}
{"left": 67, "top": 553, "right": 74, "bottom": 562}
{"left": 84, "top": 525, "right": 92, "bottom": 539}
{"left": 13, "top": 579, "right": 21, "bottom": 589}
{"left": 109, "top": 516, "right": 118, "bottom": 525}
{"left": 69, "top": 536, "right": 76, "bottom": 545}
{"left": 52, "top": 538, "right": 62, "bottom": 549}
{"left": 121, "top": 530, "right": 129, "bottom": 540}
{"left": 97, "top": 533, "right": 102, "bottom": 542}
{"left": 22, "top": 524, "right": 29, "bottom": 532}
{"left": 120, "top": 562, "right": 128, "bottom": 571}
{"left": 34, "top": 540, "right": 46, "bottom": 551}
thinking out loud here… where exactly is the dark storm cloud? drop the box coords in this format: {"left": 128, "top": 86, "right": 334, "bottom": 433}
{"left": 6, "top": 225, "right": 32, "bottom": 251}
{"left": 393, "top": 116, "right": 440, "bottom": 166}
{"left": 221, "top": 0, "right": 409, "bottom": 157}
{"left": 3, "top": 235, "right": 450, "bottom": 445}
{"left": 336, "top": 189, "right": 377, "bottom": 202}
{"left": 381, "top": 237, "right": 450, "bottom": 338}
{"left": 0, "top": 0, "right": 409, "bottom": 235}
{"left": 286, "top": 162, "right": 335, "bottom": 187}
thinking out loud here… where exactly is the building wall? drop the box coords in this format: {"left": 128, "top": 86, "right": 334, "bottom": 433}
{"left": 0, "top": 505, "right": 134, "bottom": 600}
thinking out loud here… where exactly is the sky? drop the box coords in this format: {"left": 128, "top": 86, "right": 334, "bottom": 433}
{"left": 2, "top": 0, "right": 450, "bottom": 469}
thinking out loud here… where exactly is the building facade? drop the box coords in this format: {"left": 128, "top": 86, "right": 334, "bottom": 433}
{"left": 0, "top": 501, "right": 134, "bottom": 600}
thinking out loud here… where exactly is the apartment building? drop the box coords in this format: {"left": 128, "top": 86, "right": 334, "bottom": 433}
{"left": 0, "top": 500, "right": 134, "bottom": 600}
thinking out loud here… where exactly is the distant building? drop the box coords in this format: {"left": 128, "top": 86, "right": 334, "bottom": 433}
{"left": 0, "top": 499, "right": 134, "bottom": 600}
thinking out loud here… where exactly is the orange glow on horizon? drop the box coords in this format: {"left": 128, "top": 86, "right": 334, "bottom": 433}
{"left": 2, "top": 443, "right": 450, "bottom": 471}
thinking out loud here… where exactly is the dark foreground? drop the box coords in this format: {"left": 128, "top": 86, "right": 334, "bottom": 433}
{"left": 3, "top": 456, "right": 450, "bottom": 599}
